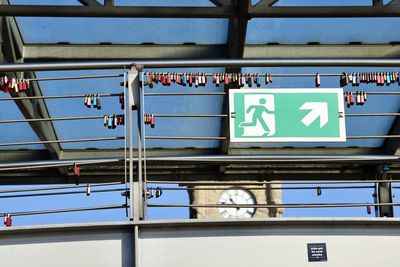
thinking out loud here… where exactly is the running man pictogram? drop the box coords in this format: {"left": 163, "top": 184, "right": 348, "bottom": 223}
{"left": 239, "top": 98, "right": 274, "bottom": 134}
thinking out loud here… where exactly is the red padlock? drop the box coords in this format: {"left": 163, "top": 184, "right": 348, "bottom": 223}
{"left": 73, "top": 162, "right": 80, "bottom": 185}
{"left": 4, "top": 214, "right": 12, "bottom": 227}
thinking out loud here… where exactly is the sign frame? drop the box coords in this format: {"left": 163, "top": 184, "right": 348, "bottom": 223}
{"left": 229, "top": 88, "right": 346, "bottom": 143}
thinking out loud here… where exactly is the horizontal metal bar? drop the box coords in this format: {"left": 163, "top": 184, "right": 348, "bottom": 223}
{"left": 2, "top": 59, "right": 400, "bottom": 72}
{"left": 0, "top": 188, "right": 125, "bottom": 199}
{"left": 152, "top": 114, "right": 228, "bottom": 118}
{"left": 0, "top": 204, "right": 127, "bottom": 217}
{"left": 144, "top": 72, "right": 342, "bottom": 77}
{"left": 0, "top": 182, "right": 123, "bottom": 194}
{"left": 145, "top": 136, "right": 227, "bottom": 140}
{"left": 0, "top": 93, "right": 120, "bottom": 101}
{"left": 148, "top": 179, "right": 400, "bottom": 185}
{"left": 144, "top": 92, "right": 226, "bottom": 96}
{"left": 0, "top": 115, "right": 104, "bottom": 124}
{"left": 29, "top": 73, "right": 123, "bottom": 82}
{"left": 348, "top": 135, "right": 400, "bottom": 139}
{"left": 346, "top": 113, "right": 400, "bottom": 117}
{"left": 366, "top": 92, "right": 400, "bottom": 95}
{"left": 151, "top": 185, "right": 374, "bottom": 191}
{"left": 1, "top": 154, "right": 399, "bottom": 171}
{"left": 0, "top": 137, "right": 124, "bottom": 147}
{"left": 147, "top": 202, "right": 400, "bottom": 209}
{"left": 0, "top": 5, "right": 236, "bottom": 18}
{"left": 0, "top": 5, "right": 398, "bottom": 19}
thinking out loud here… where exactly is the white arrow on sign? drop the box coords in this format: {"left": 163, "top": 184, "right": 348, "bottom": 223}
{"left": 299, "top": 102, "right": 328, "bottom": 128}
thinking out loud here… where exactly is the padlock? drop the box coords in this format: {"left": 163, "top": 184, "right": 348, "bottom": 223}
{"left": 150, "top": 114, "right": 155, "bottom": 128}
{"left": 215, "top": 73, "right": 220, "bottom": 87}
{"left": 147, "top": 73, "right": 153, "bottom": 88}
{"left": 241, "top": 74, "right": 246, "bottom": 87}
{"left": 155, "top": 187, "right": 163, "bottom": 198}
{"left": 367, "top": 204, "right": 371, "bottom": 215}
{"left": 73, "top": 162, "right": 80, "bottom": 185}
{"left": 360, "top": 91, "right": 365, "bottom": 105}
{"left": 224, "top": 73, "right": 229, "bottom": 85}
{"left": 316, "top": 186, "right": 322, "bottom": 196}
{"left": 248, "top": 73, "right": 252, "bottom": 87}
{"left": 356, "top": 91, "right": 360, "bottom": 105}
{"left": 103, "top": 115, "right": 108, "bottom": 126}
{"left": 167, "top": 73, "right": 171, "bottom": 86}
{"left": 87, "top": 94, "right": 92, "bottom": 107}
{"left": 363, "top": 91, "right": 367, "bottom": 102}
{"left": 86, "top": 184, "right": 91, "bottom": 196}
{"left": 255, "top": 74, "right": 260, "bottom": 87}
{"left": 4, "top": 214, "right": 12, "bottom": 227}
{"left": 96, "top": 94, "right": 101, "bottom": 110}
{"left": 346, "top": 92, "right": 351, "bottom": 108}
{"left": 93, "top": 94, "right": 97, "bottom": 108}
{"left": 340, "top": 73, "right": 348, "bottom": 87}
{"left": 84, "top": 94, "right": 88, "bottom": 107}
{"left": 194, "top": 73, "right": 199, "bottom": 88}
{"left": 351, "top": 73, "right": 357, "bottom": 86}
{"left": 108, "top": 115, "right": 113, "bottom": 128}
{"left": 177, "top": 73, "right": 182, "bottom": 85}
{"left": 182, "top": 72, "right": 187, "bottom": 86}
{"left": 315, "top": 73, "right": 321, "bottom": 87}
{"left": 349, "top": 92, "right": 354, "bottom": 105}
{"left": 146, "top": 188, "right": 153, "bottom": 199}
{"left": 187, "top": 73, "right": 192, "bottom": 87}
{"left": 113, "top": 114, "right": 118, "bottom": 129}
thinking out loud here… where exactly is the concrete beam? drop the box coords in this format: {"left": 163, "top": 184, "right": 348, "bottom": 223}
{"left": 244, "top": 44, "right": 400, "bottom": 58}
{"left": 22, "top": 44, "right": 400, "bottom": 61}
{"left": 23, "top": 44, "right": 228, "bottom": 61}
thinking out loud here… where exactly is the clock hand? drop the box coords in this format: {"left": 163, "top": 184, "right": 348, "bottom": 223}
{"left": 230, "top": 197, "right": 241, "bottom": 210}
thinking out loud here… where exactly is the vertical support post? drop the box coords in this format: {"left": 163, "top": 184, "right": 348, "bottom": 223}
{"left": 127, "top": 66, "right": 142, "bottom": 222}
{"left": 375, "top": 165, "right": 394, "bottom": 217}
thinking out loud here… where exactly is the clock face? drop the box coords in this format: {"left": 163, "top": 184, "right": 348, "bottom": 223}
{"left": 218, "top": 189, "right": 256, "bottom": 219}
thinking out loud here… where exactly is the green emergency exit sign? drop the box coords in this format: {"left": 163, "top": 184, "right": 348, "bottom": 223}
{"left": 229, "top": 89, "right": 346, "bottom": 142}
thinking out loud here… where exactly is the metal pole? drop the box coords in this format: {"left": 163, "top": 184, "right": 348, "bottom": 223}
{"left": 0, "top": 93, "right": 120, "bottom": 101}
{"left": 152, "top": 114, "right": 228, "bottom": 118}
{"left": 0, "top": 154, "right": 399, "bottom": 171}
{"left": 0, "top": 136, "right": 124, "bottom": 147}
{"left": 145, "top": 136, "right": 227, "bottom": 140}
{"left": 147, "top": 179, "right": 400, "bottom": 185}
{"left": 29, "top": 73, "right": 123, "bottom": 82}
{"left": 0, "top": 204, "right": 126, "bottom": 217}
{"left": 0, "top": 115, "right": 104, "bottom": 124}
{"left": 128, "top": 66, "right": 142, "bottom": 222}
{"left": 146, "top": 202, "right": 400, "bottom": 209}
{"left": 144, "top": 92, "right": 226, "bottom": 96}
{"left": 2, "top": 59, "right": 400, "bottom": 72}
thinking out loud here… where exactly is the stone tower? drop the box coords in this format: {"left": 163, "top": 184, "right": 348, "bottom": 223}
{"left": 189, "top": 181, "right": 283, "bottom": 219}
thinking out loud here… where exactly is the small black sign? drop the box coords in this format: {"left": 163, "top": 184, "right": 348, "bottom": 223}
{"left": 307, "top": 243, "right": 327, "bottom": 262}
